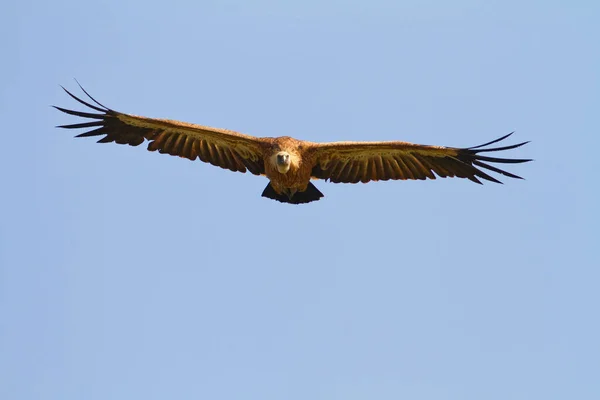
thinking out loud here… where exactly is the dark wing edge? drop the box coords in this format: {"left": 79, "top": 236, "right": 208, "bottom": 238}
{"left": 455, "top": 132, "right": 532, "bottom": 184}
{"left": 53, "top": 83, "right": 265, "bottom": 176}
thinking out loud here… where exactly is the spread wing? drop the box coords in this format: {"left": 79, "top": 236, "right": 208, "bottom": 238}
{"left": 310, "top": 133, "right": 531, "bottom": 184}
{"left": 54, "top": 85, "right": 266, "bottom": 175}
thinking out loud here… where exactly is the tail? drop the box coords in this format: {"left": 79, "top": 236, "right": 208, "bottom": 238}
{"left": 261, "top": 182, "right": 324, "bottom": 204}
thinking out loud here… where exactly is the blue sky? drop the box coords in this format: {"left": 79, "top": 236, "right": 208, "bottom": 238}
{"left": 1, "top": 1, "right": 599, "bottom": 399}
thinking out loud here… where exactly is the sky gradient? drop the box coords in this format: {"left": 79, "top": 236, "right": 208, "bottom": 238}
{"left": 1, "top": 1, "right": 599, "bottom": 399}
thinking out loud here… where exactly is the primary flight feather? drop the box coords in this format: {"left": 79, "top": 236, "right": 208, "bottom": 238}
{"left": 55, "top": 84, "right": 532, "bottom": 204}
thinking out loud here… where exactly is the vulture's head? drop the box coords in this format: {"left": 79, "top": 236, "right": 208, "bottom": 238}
{"left": 274, "top": 151, "right": 291, "bottom": 173}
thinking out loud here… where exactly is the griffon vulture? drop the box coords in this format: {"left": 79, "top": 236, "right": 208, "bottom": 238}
{"left": 54, "top": 85, "right": 531, "bottom": 204}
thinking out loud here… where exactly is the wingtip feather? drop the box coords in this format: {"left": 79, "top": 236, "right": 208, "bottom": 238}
{"left": 457, "top": 132, "right": 531, "bottom": 184}
{"left": 74, "top": 79, "right": 109, "bottom": 110}
{"left": 468, "top": 131, "right": 515, "bottom": 150}
{"left": 59, "top": 85, "right": 107, "bottom": 112}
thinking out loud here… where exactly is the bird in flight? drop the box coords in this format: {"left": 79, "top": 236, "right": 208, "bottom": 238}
{"left": 55, "top": 84, "right": 531, "bottom": 204}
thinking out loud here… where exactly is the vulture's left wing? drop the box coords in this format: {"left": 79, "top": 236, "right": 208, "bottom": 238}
{"left": 54, "top": 85, "right": 266, "bottom": 175}
{"left": 310, "top": 133, "right": 531, "bottom": 184}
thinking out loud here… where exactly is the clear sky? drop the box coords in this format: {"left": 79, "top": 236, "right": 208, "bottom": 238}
{"left": 1, "top": 1, "right": 599, "bottom": 399}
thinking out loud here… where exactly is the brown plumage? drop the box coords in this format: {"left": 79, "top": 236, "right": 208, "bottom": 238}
{"left": 54, "top": 84, "right": 532, "bottom": 204}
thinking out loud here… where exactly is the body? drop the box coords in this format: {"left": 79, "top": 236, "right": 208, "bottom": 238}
{"left": 260, "top": 137, "right": 323, "bottom": 203}
{"left": 263, "top": 137, "right": 313, "bottom": 193}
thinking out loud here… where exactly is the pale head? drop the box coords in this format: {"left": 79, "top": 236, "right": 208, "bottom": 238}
{"left": 274, "top": 151, "right": 291, "bottom": 173}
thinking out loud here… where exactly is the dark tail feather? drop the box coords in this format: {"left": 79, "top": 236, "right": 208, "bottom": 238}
{"left": 261, "top": 182, "right": 324, "bottom": 204}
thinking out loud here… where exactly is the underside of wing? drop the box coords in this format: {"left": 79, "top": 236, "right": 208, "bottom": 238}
{"left": 54, "top": 84, "right": 266, "bottom": 175}
{"left": 311, "top": 133, "right": 531, "bottom": 184}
